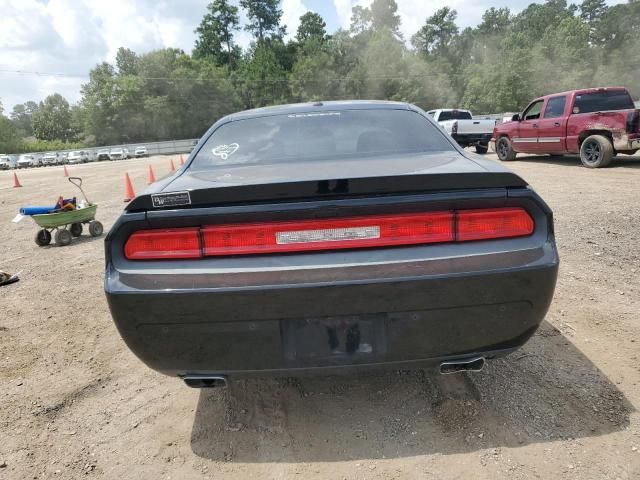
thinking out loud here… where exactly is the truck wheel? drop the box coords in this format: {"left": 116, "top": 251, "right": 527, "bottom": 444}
{"left": 580, "top": 135, "right": 614, "bottom": 168}
{"left": 475, "top": 144, "right": 488, "bottom": 154}
{"left": 496, "top": 137, "right": 517, "bottom": 161}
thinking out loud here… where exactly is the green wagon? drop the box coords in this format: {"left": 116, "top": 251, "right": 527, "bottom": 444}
{"left": 31, "top": 177, "right": 104, "bottom": 247}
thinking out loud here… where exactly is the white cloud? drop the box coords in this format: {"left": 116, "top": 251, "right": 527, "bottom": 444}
{"left": 281, "top": 0, "right": 308, "bottom": 39}
{"left": 0, "top": 0, "right": 208, "bottom": 110}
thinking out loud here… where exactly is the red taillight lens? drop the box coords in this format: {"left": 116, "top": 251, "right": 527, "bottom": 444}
{"left": 201, "top": 212, "right": 454, "bottom": 256}
{"left": 123, "top": 208, "right": 534, "bottom": 260}
{"left": 124, "top": 228, "right": 201, "bottom": 260}
{"left": 456, "top": 208, "right": 534, "bottom": 241}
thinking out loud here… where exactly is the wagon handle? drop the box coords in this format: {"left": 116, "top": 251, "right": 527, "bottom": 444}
{"left": 68, "top": 177, "right": 90, "bottom": 204}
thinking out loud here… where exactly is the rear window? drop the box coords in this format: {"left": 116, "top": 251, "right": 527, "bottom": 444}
{"left": 574, "top": 90, "right": 634, "bottom": 114}
{"left": 437, "top": 110, "right": 473, "bottom": 121}
{"left": 192, "top": 109, "right": 455, "bottom": 169}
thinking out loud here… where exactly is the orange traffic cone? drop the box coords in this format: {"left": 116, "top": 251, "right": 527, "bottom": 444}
{"left": 147, "top": 165, "right": 156, "bottom": 184}
{"left": 13, "top": 172, "right": 22, "bottom": 188}
{"left": 124, "top": 173, "right": 135, "bottom": 202}
{"left": 169, "top": 159, "right": 176, "bottom": 173}
{"left": 63, "top": 165, "right": 69, "bottom": 177}
{"left": 179, "top": 155, "right": 184, "bottom": 166}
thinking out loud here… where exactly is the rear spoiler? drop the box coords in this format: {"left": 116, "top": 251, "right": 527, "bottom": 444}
{"left": 125, "top": 172, "right": 528, "bottom": 212}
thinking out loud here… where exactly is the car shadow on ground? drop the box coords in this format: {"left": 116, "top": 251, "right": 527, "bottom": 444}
{"left": 514, "top": 154, "right": 640, "bottom": 169}
{"left": 190, "top": 321, "right": 633, "bottom": 462}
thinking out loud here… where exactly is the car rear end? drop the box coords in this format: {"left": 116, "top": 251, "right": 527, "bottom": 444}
{"left": 0, "top": 156, "right": 11, "bottom": 170}
{"left": 105, "top": 103, "right": 558, "bottom": 382}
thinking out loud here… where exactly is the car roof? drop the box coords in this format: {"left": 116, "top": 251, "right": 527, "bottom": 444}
{"left": 224, "top": 100, "right": 412, "bottom": 121}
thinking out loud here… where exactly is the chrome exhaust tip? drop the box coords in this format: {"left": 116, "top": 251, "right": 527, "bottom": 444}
{"left": 439, "top": 357, "right": 485, "bottom": 375}
{"left": 182, "top": 375, "right": 228, "bottom": 388}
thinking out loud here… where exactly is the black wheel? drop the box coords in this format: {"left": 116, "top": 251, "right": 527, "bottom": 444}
{"left": 89, "top": 221, "right": 104, "bottom": 237}
{"left": 475, "top": 144, "right": 488, "bottom": 154}
{"left": 580, "top": 135, "right": 613, "bottom": 168}
{"left": 70, "top": 223, "right": 83, "bottom": 237}
{"left": 35, "top": 229, "right": 52, "bottom": 246}
{"left": 496, "top": 137, "right": 517, "bottom": 161}
{"left": 54, "top": 229, "right": 72, "bottom": 246}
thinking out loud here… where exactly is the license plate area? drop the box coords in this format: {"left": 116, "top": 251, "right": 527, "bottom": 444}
{"left": 282, "top": 314, "right": 387, "bottom": 362}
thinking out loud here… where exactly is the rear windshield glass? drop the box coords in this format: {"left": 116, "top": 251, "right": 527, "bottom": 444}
{"left": 191, "top": 109, "right": 454, "bottom": 169}
{"left": 437, "top": 110, "right": 473, "bottom": 121}
{"left": 574, "top": 90, "right": 634, "bottom": 114}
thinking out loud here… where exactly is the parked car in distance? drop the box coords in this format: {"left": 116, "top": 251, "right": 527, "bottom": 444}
{"left": 105, "top": 101, "right": 559, "bottom": 387}
{"left": 67, "top": 150, "right": 89, "bottom": 164}
{"left": 0, "top": 155, "right": 12, "bottom": 170}
{"left": 42, "top": 152, "right": 60, "bottom": 166}
{"left": 97, "top": 149, "right": 111, "bottom": 161}
{"left": 17, "top": 154, "right": 36, "bottom": 168}
{"left": 134, "top": 146, "right": 148, "bottom": 157}
{"left": 428, "top": 109, "right": 496, "bottom": 154}
{"left": 109, "top": 147, "right": 130, "bottom": 160}
{"left": 493, "top": 87, "right": 640, "bottom": 168}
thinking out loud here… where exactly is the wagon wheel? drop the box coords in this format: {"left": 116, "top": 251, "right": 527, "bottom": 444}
{"left": 54, "top": 229, "right": 73, "bottom": 246}
{"left": 89, "top": 221, "right": 104, "bottom": 237}
{"left": 35, "top": 229, "right": 52, "bottom": 246}
{"left": 70, "top": 223, "right": 83, "bottom": 237}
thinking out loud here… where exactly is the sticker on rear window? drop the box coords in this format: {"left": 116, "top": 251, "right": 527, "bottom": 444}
{"left": 212, "top": 143, "right": 239, "bottom": 160}
{"left": 151, "top": 191, "right": 191, "bottom": 208}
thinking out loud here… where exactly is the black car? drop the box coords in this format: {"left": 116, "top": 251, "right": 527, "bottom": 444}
{"left": 105, "top": 101, "right": 558, "bottom": 387}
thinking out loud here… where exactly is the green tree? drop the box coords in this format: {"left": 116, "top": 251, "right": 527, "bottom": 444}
{"left": 32, "top": 93, "right": 73, "bottom": 141}
{"left": 10, "top": 101, "right": 38, "bottom": 137}
{"left": 477, "top": 7, "right": 512, "bottom": 36}
{"left": 240, "top": 0, "right": 283, "bottom": 42}
{"left": 194, "top": 0, "right": 241, "bottom": 67}
{"left": 0, "top": 108, "right": 21, "bottom": 152}
{"left": 370, "top": 0, "right": 402, "bottom": 37}
{"left": 349, "top": 6, "right": 372, "bottom": 36}
{"left": 116, "top": 47, "right": 139, "bottom": 75}
{"left": 296, "top": 12, "right": 327, "bottom": 44}
{"left": 412, "top": 7, "right": 459, "bottom": 57}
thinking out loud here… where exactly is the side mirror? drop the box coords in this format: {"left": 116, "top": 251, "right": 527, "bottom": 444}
{"left": 511, "top": 113, "right": 521, "bottom": 122}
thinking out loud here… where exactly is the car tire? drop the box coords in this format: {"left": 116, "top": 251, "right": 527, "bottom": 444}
{"left": 496, "top": 136, "right": 517, "bottom": 161}
{"left": 475, "top": 144, "right": 488, "bottom": 154}
{"left": 70, "top": 223, "right": 83, "bottom": 237}
{"left": 580, "top": 135, "right": 614, "bottom": 168}
{"left": 89, "top": 221, "right": 104, "bottom": 237}
{"left": 35, "top": 229, "right": 52, "bottom": 246}
{"left": 54, "top": 229, "right": 72, "bottom": 246}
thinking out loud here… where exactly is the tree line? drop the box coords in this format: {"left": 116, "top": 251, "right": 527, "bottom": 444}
{"left": 1, "top": 0, "right": 639, "bottom": 153}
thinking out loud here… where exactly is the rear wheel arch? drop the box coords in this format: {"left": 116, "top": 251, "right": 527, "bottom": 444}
{"left": 578, "top": 130, "right": 613, "bottom": 148}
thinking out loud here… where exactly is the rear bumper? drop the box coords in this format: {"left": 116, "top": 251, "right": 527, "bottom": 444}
{"left": 106, "top": 247, "right": 558, "bottom": 377}
{"left": 452, "top": 133, "right": 492, "bottom": 146}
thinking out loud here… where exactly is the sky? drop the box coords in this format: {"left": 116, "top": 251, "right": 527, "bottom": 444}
{"left": 0, "top": 0, "right": 627, "bottom": 112}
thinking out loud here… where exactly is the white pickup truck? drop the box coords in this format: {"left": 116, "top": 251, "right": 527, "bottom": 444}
{"left": 427, "top": 109, "right": 497, "bottom": 154}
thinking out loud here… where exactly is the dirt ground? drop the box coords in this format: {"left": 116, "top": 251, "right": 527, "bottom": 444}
{"left": 1, "top": 152, "right": 639, "bottom": 480}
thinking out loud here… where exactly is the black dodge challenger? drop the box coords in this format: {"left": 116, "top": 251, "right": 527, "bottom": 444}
{"left": 105, "top": 101, "right": 558, "bottom": 387}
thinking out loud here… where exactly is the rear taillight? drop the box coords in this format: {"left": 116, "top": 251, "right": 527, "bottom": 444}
{"left": 123, "top": 208, "right": 534, "bottom": 260}
{"left": 201, "top": 212, "right": 454, "bottom": 256}
{"left": 456, "top": 208, "right": 534, "bottom": 241}
{"left": 124, "top": 228, "right": 201, "bottom": 260}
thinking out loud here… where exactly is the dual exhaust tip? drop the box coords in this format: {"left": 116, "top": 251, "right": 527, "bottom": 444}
{"left": 182, "top": 357, "right": 485, "bottom": 388}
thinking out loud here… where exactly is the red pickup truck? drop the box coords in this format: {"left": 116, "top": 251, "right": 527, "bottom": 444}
{"left": 492, "top": 87, "right": 640, "bottom": 168}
